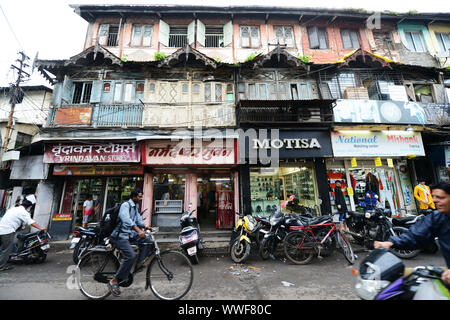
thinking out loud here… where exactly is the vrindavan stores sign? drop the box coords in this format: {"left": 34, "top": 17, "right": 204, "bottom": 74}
{"left": 331, "top": 131, "right": 425, "bottom": 157}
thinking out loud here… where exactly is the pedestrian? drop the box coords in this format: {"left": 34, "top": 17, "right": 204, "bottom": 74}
{"left": 375, "top": 181, "right": 450, "bottom": 286}
{"left": 0, "top": 199, "right": 47, "bottom": 271}
{"left": 108, "top": 188, "right": 152, "bottom": 297}
{"left": 82, "top": 194, "right": 94, "bottom": 228}
{"left": 413, "top": 178, "right": 435, "bottom": 211}
{"left": 334, "top": 180, "right": 349, "bottom": 231}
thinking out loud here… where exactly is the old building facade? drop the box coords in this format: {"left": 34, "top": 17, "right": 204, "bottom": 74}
{"left": 26, "top": 5, "right": 450, "bottom": 239}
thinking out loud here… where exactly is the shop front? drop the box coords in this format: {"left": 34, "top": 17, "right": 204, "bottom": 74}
{"left": 329, "top": 130, "right": 426, "bottom": 216}
{"left": 240, "top": 129, "right": 333, "bottom": 217}
{"left": 140, "top": 138, "right": 238, "bottom": 230}
{"left": 44, "top": 142, "right": 142, "bottom": 237}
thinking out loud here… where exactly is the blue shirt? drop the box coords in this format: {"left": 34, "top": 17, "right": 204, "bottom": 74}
{"left": 389, "top": 210, "right": 450, "bottom": 268}
{"left": 110, "top": 199, "right": 145, "bottom": 240}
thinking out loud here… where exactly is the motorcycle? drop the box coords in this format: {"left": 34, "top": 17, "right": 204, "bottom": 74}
{"left": 70, "top": 225, "right": 102, "bottom": 264}
{"left": 354, "top": 248, "right": 449, "bottom": 300}
{"left": 179, "top": 204, "right": 203, "bottom": 264}
{"left": 345, "top": 205, "right": 420, "bottom": 259}
{"left": 229, "top": 212, "right": 268, "bottom": 263}
{"left": 9, "top": 230, "right": 51, "bottom": 264}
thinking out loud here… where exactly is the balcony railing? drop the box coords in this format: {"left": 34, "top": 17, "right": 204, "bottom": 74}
{"left": 237, "top": 100, "right": 334, "bottom": 124}
{"left": 169, "top": 34, "right": 188, "bottom": 48}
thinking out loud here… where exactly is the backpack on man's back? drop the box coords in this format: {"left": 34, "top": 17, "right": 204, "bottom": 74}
{"left": 99, "top": 203, "right": 121, "bottom": 239}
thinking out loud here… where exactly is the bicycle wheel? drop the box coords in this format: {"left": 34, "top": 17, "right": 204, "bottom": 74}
{"left": 283, "top": 231, "right": 314, "bottom": 265}
{"left": 77, "top": 250, "right": 120, "bottom": 300}
{"left": 146, "top": 250, "right": 194, "bottom": 300}
{"left": 336, "top": 232, "right": 355, "bottom": 264}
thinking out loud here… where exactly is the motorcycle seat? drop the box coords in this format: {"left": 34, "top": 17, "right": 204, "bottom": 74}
{"left": 348, "top": 211, "right": 365, "bottom": 218}
{"left": 392, "top": 216, "right": 417, "bottom": 223}
{"left": 17, "top": 231, "right": 41, "bottom": 240}
{"left": 307, "top": 215, "right": 332, "bottom": 226}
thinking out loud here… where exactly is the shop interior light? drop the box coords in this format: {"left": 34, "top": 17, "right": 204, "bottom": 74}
{"left": 210, "top": 178, "right": 230, "bottom": 181}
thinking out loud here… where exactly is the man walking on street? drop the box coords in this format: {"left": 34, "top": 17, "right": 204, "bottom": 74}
{"left": 0, "top": 199, "right": 47, "bottom": 271}
{"left": 334, "top": 180, "right": 349, "bottom": 231}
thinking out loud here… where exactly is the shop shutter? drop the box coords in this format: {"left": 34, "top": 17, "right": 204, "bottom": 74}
{"left": 197, "top": 20, "right": 206, "bottom": 46}
{"left": 158, "top": 19, "right": 170, "bottom": 47}
{"left": 187, "top": 20, "right": 196, "bottom": 45}
{"left": 223, "top": 21, "right": 233, "bottom": 47}
{"left": 89, "top": 80, "right": 103, "bottom": 103}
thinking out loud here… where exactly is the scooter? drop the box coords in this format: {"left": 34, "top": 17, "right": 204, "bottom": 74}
{"left": 354, "top": 248, "right": 449, "bottom": 300}
{"left": 9, "top": 230, "right": 51, "bottom": 264}
{"left": 70, "top": 225, "right": 102, "bottom": 264}
{"left": 179, "top": 204, "right": 203, "bottom": 264}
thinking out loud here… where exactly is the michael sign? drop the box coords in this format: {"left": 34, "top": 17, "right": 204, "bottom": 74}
{"left": 253, "top": 138, "right": 322, "bottom": 149}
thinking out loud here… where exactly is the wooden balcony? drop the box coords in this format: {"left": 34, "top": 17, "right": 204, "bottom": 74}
{"left": 237, "top": 99, "right": 335, "bottom": 124}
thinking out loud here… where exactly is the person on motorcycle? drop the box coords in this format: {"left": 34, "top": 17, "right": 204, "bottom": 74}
{"left": 108, "top": 188, "right": 152, "bottom": 297}
{"left": 0, "top": 199, "right": 47, "bottom": 271}
{"left": 375, "top": 181, "right": 450, "bottom": 286}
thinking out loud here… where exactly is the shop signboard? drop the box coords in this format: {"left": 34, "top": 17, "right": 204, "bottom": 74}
{"left": 44, "top": 143, "right": 140, "bottom": 164}
{"left": 333, "top": 99, "right": 448, "bottom": 125}
{"left": 242, "top": 130, "right": 333, "bottom": 159}
{"left": 331, "top": 131, "right": 425, "bottom": 157}
{"left": 142, "top": 139, "right": 236, "bottom": 165}
{"left": 54, "top": 107, "right": 92, "bottom": 125}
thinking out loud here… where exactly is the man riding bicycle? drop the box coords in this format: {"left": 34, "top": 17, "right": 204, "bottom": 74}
{"left": 108, "top": 188, "right": 151, "bottom": 297}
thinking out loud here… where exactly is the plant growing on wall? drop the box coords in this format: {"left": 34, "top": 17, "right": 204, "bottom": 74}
{"left": 121, "top": 54, "right": 128, "bottom": 62}
{"left": 244, "top": 52, "right": 262, "bottom": 62}
{"left": 297, "top": 53, "right": 314, "bottom": 63}
{"left": 154, "top": 52, "right": 168, "bottom": 61}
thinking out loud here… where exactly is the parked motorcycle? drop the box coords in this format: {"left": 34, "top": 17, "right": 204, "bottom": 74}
{"left": 179, "top": 204, "right": 203, "bottom": 264}
{"left": 9, "top": 230, "right": 51, "bottom": 264}
{"left": 354, "top": 248, "right": 449, "bottom": 300}
{"left": 70, "top": 225, "right": 102, "bottom": 264}
{"left": 345, "top": 206, "right": 420, "bottom": 259}
{"left": 230, "top": 212, "right": 268, "bottom": 263}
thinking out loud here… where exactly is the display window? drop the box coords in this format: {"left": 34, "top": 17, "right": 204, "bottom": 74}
{"left": 105, "top": 177, "right": 144, "bottom": 210}
{"left": 249, "top": 164, "right": 319, "bottom": 217}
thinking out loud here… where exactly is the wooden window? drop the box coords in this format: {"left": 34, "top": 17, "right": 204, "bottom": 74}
{"left": 131, "top": 24, "right": 153, "bottom": 47}
{"left": 98, "top": 24, "right": 120, "bottom": 47}
{"left": 103, "top": 82, "right": 111, "bottom": 92}
{"left": 240, "top": 26, "right": 260, "bottom": 48}
{"left": 169, "top": 26, "right": 188, "bottom": 48}
{"left": 72, "top": 82, "right": 92, "bottom": 104}
{"left": 340, "top": 29, "right": 360, "bottom": 49}
{"left": 215, "top": 83, "right": 223, "bottom": 101}
{"left": 405, "top": 31, "right": 426, "bottom": 52}
{"left": 205, "top": 26, "right": 224, "bottom": 47}
{"left": 205, "top": 83, "right": 212, "bottom": 102}
{"left": 307, "top": 26, "right": 328, "bottom": 49}
{"left": 274, "top": 26, "right": 294, "bottom": 47}
{"left": 15, "top": 132, "right": 33, "bottom": 149}
{"left": 436, "top": 32, "right": 450, "bottom": 54}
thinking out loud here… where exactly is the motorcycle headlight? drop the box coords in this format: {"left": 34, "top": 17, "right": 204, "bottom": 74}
{"left": 355, "top": 275, "right": 390, "bottom": 300}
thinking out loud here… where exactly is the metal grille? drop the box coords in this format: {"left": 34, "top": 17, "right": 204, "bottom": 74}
{"left": 93, "top": 104, "right": 143, "bottom": 127}
{"left": 169, "top": 27, "right": 188, "bottom": 47}
{"left": 205, "top": 27, "right": 224, "bottom": 47}
{"left": 107, "top": 26, "right": 119, "bottom": 46}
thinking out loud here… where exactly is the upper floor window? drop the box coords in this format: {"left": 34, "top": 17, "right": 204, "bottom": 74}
{"left": 131, "top": 24, "right": 153, "bottom": 47}
{"left": 436, "top": 32, "right": 450, "bottom": 55}
{"left": 307, "top": 26, "right": 328, "bottom": 49}
{"left": 98, "top": 24, "right": 120, "bottom": 47}
{"left": 15, "top": 132, "right": 33, "bottom": 149}
{"left": 240, "top": 26, "right": 260, "bottom": 48}
{"left": 340, "top": 29, "right": 360, "bottom": 49}
{"left": 72, "top": 82, "right": 92, "bottom": 104}
{"left": 274, "top": 26, "right": 294, "bottom": 47}
{"left": 204, "top": 26, "right": 224, "bottom": 48}
{"left": 169, "top": 26, "right": 188, "bottom": 48}
{"left": 405, "top": 31, "right": 426, "bottom": 52}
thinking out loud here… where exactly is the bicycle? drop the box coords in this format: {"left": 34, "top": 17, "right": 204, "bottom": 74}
{"left": 75, "top": 227, "right": 194, "bottom": 300}
{"left": 283, "top": 215, "right": 356, "bottom": 265}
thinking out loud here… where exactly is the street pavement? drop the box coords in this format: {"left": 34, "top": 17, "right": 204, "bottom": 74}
{"left": 0, "top": 244, "right": 446, "bottom": 301}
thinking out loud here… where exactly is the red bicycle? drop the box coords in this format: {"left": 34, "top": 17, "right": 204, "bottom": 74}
{"left": 283, "top": 215, "right": 355, "bottom": 265}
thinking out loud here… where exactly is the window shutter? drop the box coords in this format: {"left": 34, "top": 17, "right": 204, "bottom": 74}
{"left": 131, "top": 25, "right": 142, "bottom": 46}
{"left": 223, "top": 21, "right": 233, "bottom": 47}
{"left": 142, "top": 25, "right": 153, "bottom": 46}
{"left": 285, "top": 27, "right": 294, "bottom": 47}
{"left": 197, "top": 19, "right": 206, "bottom": 46}
{"left": 187, "top": 20, "right": 196, "bottom": 45}
{"left": 89, "top": 80, "right": 103, "bottom": 103}
{"left": 98, "top": 24, "right": 109, "bottom": 46}
{"left": 350, "top": 31, "right": 360, "bottom": 49}
{"left": 61, "top": 76, "right": 73, "bottom": 105}
{"left": 158, "top": 19, "right": 170, "bottom": 47}
{"left": 250, "top": 26, "right": 260, "bottom": 47}
{"left": 308, "top": 27, "right": 320, "bottom": 49}
{"left": 341, "top": 30, "right": 352, "bottom": 49}
{"left": 240, "top": 26, "right": 250, "bottom": 47}
{"left": 318, "top": 29, "right": 328, "bottom": 49}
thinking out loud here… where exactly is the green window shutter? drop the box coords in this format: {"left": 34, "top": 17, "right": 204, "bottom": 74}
{"left": 159, "top": 19, "right": 170, "bottom": 47}
{"left": 188, "top": 20, "right": 196, "bottom": 45}
{"left": 89, "top": 80, "right": 103, "bottom": 103}
{"left": 223, "top": 21, "right": 233, "bottom": 47}
{"left": 61, "top": 76, "right": 73, "bottom": 105}
{"left": 197, "top": 20, "right": 206, "bottom": 46}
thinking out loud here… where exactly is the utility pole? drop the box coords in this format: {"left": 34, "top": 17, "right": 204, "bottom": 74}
{"left": 2, "top": 51, "right": 30, "bottom": 155}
